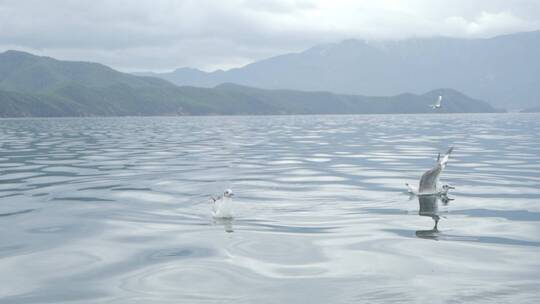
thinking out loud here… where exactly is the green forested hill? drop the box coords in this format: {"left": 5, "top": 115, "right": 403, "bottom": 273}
{"left": 0, "top": 50, "right": 501, "bottom": 117}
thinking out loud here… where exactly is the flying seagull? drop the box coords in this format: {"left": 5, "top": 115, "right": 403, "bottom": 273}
{"left": 406, "top": 147, "right": 455, "bottom": 196}
{"left": 429, "top": 95, "right": 443, "bottom": 109}
{"left": 211, "top": 189, "right": 234, "bottom": 218}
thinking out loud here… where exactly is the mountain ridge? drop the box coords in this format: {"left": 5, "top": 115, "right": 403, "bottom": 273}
{"left": 0, "top": 50, "right": 501, "bottom": 117}
{"left": 138, "top": 31, "right": 540, "bottom": 109}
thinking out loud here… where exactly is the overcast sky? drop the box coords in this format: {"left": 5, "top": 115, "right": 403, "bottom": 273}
{"left": 1, "top": 0, "right": 539, "bottom": 72}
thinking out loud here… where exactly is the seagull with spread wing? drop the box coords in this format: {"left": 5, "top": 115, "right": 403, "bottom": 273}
{"left": 430, "top": 95, "right": 443, "bottom": 109}
{"left": 406, "top": 147, "right": 455, "bottom": 196}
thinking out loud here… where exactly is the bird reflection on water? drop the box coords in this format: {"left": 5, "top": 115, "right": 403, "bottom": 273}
{"left": 213, "top": 218, "right": 234, "bottom": 233}
{"left": 415, "top": 194, "right": 452, "bottom": 240}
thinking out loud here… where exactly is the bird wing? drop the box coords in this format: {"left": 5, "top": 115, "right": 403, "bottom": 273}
{"left": 406, "top": 183, "right": 418, "bottom": 194}
{"left": 211, "top": 195, "right": 223, "bottom": 213}
{"left": 439, "top": 146, "right": 453, "bottom": 169}
{"left": 436, "top": 96, "right": 442, "bottom": 107}
{"left": 419, "top": 165, "right": 442, "bottom": 193}
{"left": 418, "top": 147, "right": 454, "bottom": 193}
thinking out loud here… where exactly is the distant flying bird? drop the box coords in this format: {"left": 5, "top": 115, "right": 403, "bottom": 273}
{"left": 211, "top": 189, "right": 234, "bottom": 218}
{"left": 429, "top": 95, "right": 443, "bottom": 109}
{"left": 406, "top": 147, "right": 455, "bottom": 196}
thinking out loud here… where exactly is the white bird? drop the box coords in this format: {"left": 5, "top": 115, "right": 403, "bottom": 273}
{"left": 211, "top": 189, "right": 234, "bottom": 218}
{"left": 429, "top": 95, "right": 443, "bottom": 109}
{"left": 406, "top": 147, "right": 455, "bottom": 196}
{"left": 406, "top": 183, "right": 418, "bottom": 195}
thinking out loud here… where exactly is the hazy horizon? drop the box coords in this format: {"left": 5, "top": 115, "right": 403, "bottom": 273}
{"left": 3, "top": 30, "right": 537, "bottom": 74}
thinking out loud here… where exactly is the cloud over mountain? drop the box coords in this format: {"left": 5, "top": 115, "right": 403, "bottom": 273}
{"left": 1, "top": 0, "right": 539, "bottom": 71}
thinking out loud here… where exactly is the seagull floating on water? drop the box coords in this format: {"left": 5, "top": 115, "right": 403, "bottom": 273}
{"left": 211, "top": 189, "right": 234, "bottom": 219}
{"left": 406, "top": 147, "right": 455, "bottom": 196}
{"left": 429, "top": 95, "right": 443, "bottom": 109}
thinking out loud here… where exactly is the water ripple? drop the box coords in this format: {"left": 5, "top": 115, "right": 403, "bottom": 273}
{"left": 0, "top": 114, "right": 539, "bottom": 303}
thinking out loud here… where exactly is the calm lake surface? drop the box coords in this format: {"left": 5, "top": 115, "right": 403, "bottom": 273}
{"left": 1, "top": 114, "right": 539, "bottom": 303}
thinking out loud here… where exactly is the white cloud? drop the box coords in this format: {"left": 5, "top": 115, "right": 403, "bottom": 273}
{"left": 0, "top": 0, "right": 538, "bottom": 71}
{"left": 444, "top": 11, "right": 533, "bottom": 37}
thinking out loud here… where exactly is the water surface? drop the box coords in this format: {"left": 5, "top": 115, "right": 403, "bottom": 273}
{"left": 1, "top": 114, "right": 539, "bottom": 303}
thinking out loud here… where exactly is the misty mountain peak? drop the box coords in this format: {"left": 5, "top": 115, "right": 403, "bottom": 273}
{"left": 137, "top": 31, "right": 540, "bottom": 109}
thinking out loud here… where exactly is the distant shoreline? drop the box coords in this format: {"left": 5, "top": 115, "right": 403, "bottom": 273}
{"left": 0, "top": 50, "right": 504, "bottom": 117}
{"left": 1, "top": 112, "right": 526, "bottom": 120}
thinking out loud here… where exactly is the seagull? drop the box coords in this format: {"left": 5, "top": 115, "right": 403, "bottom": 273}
{"left": 406, "top": 147, "right": 455, "bottom": 196}
{"left": 429, "top": 95, "right": 443, "bottom": 109}
{"left": 211, "top": 189, "right": 234, "bottom": 219}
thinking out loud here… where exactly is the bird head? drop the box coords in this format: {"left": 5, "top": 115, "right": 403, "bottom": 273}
{"left": 224, "top": 189, "right": 234, "bottom": 198}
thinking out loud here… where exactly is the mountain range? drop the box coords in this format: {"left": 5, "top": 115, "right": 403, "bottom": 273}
{"left": 0, "top": 50, "right": 500, "bottom": 117}
{"left": 138, "top": 31, "right": 540, "bottom": 110}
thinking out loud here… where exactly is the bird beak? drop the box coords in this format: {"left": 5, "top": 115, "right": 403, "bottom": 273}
{"left": 448, "top": 186, "right": 455, "bottom": 189}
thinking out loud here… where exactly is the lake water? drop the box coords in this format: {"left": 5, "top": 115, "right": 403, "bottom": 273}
{"left": 1, "top": 114, "right": 539, "bottom": 303}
